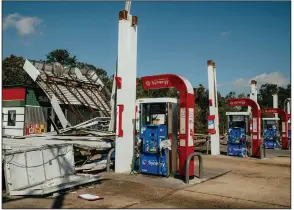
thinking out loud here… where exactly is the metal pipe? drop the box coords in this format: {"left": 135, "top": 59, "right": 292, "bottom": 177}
{"left": 106, "top": 148, "right": 115, "bottom": 172}
{"left": 185, "top": 152, "right": 203, "bottom": 184}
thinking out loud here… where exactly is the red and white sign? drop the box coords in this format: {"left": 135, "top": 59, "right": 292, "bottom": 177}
{"left": 228, "top": 100, "right": 247, "bottom": 106}
{"left": 264, "top": 109, "right": 276, "bottom": 114}
{"left": 207, "top": 115, "right": 216, "bottom": 134}
{"left": 142, "top": 76, "right": 171, "bottom": 89}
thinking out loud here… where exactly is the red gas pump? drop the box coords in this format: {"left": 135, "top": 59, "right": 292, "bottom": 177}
{"left": 264, "top": 108, "right": 289, "bottom": 150}
{"left": 227, "top": 98, "right": 261, "bottom": 158}
{"left": 141, "top": 74, "right": 195, "bottom": 178}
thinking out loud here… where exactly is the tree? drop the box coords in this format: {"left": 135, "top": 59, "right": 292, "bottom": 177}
{"left": 277, "top": 85, "right": 291, "bottom": 109}
{"left": 258, "top": 84, "right": 279, "bottom": 109}
{"left": 46, "top": 49, "right": 77, "bottom": 66}
{"left": 194, "top": 84, "right": 209, "bottom": 133}
{"left": 225, "top": 91, "right": 237, "bottom": 99}
{"left": 2, "top": 55, "right": 35, "bottom": 87}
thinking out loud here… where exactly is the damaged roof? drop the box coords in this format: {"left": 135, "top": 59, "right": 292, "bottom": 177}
{"left": 26, "top": 60, "right": 111, "bottom": 117}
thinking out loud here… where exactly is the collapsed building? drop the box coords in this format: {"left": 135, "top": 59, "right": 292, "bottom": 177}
{"left": 2, "top": 60, "right": 111, "bottom": 136}
{"left": 2, "top": 60, "right": 116, "bottom": 196}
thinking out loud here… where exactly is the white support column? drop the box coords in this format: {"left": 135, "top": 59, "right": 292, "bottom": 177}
{"left": 248, "top": 80, "right": 257, "bottom": 115}
{"left": 272, "top": 94, "right": 279, "bottom": 119}
{"left": 286, "top": 98, "right": 291, "bottom": 124}
{"left": 115, "top": 10, "right": 138, "bottom": 173}
{"left": 287, "top": 99, "right": 291, "bottom": 115}
{"left": 207, "top": 60, "right": 220, "bottom": 155}
{"left": 248, "top": 80, "right": 257, "bottom": 153}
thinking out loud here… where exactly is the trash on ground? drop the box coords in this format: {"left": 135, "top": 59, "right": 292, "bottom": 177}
{"left": 78, "top": 194, "right": 104, "bottom": 201}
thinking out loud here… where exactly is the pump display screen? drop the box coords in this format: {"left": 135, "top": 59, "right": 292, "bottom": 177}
{"left": 141, "top": 103, "right": 167, "bottom": 126}
{"left": 266, "top": 124, "right": 274, "bottom": 129}
{"left": 150, "top": 104, "right": 166, "bottom": 114}
{"left": 266, "top": 120, "right": 276, "bottom": 125}
{"left": 232, "top": 116, "right": 245, "bottom": 122}
{"left": 230, "top": 121, "right": 246, "bottom": 128}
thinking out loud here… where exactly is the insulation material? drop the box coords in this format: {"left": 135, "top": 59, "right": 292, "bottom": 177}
{"left": 3, "top": 144, "right": 74, "bottom": 195}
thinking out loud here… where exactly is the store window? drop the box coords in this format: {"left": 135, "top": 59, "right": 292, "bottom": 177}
{"left": 8, "top": 110, "right": 16, "bottom": 126}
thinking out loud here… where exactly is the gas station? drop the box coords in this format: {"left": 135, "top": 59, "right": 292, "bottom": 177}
{"left": 109, "top": 1, "right": 290, "bottom": 185}
{"left": 0, "top": 1, "right": 291, "bottom": 208}
{"left": 109, "top": 1, "right": 230, "bottom": 184}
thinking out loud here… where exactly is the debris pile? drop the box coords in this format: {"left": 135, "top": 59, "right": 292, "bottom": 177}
{"left": 2, "top": 117, "right": 116, "bottom": 196}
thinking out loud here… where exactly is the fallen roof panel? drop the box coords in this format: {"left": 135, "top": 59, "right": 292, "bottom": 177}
{"left": 24, "top": 60, "right": 111, "bottom": 115}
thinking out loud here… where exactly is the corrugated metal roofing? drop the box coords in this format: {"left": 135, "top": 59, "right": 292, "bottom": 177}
{"left": 30, "top": 61, "right": 111, "bottom": 117}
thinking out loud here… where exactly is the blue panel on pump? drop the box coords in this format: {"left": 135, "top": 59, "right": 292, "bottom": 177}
{"left": 227, "top": 126, "right": 246, "bottom": 157}
{"left": 263, "top": 126, "right": 278, "bottom": 149}
{"left": 140, "top": 153, "right": 168, "bottom": 176}
{"left": 139, "top": 124, "right": 169, "bottom": 176}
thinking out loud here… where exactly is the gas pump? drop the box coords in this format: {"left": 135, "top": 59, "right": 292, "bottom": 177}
{"left": 135, "top": 98, "right": 178, "bottom": 177}
{"left": 262, "top": 118, "right": 279, "bottom": 149}
{"left": 226, "top": 112, "right": 249, "bottom": 157}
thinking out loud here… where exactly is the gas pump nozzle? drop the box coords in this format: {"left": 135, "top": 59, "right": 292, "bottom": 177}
{"left": 240, "top": 135, "right": 245, "bottom": 144}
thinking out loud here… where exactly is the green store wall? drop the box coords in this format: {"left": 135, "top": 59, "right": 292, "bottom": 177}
{"left": 25, "top": 88, "right": 51, "bottom": 107}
